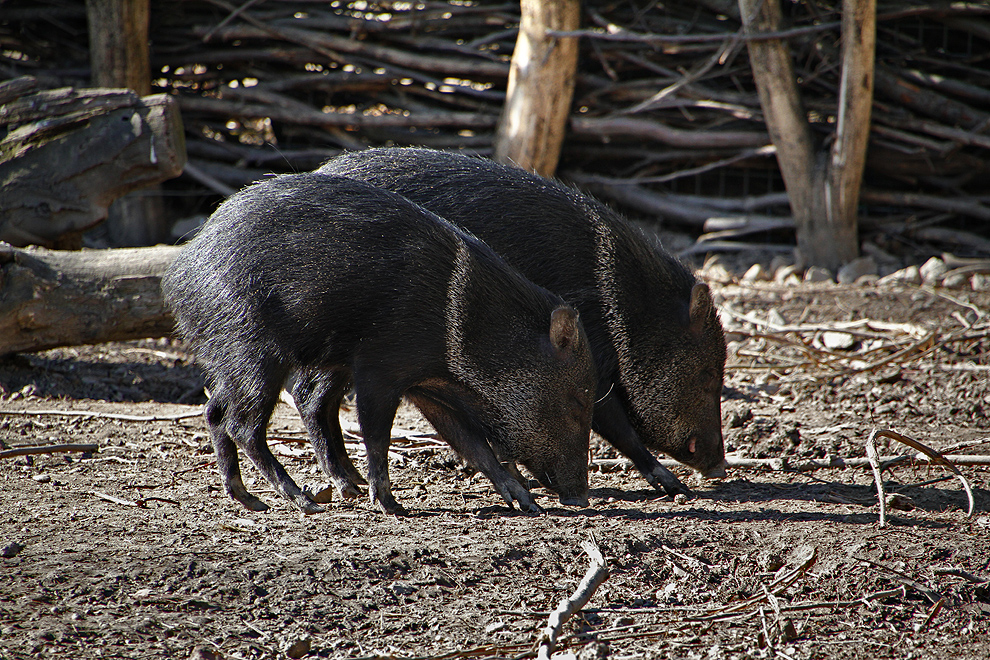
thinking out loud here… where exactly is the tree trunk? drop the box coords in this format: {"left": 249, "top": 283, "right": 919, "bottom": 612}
{"left": 494, "top": 0, "right": 581, "bottom": 177}
{"left": 828, "top": 0, "right": 876, "bottom": 264}
{"left": 738, "top": 0, "right": 874, "bottom": 271}
{"left": 86, "top": 0, "right": 152, "bottom": 95}
{"left": 0, "top": 244, "right": 181, "bottom": 357}
{"left": 87, "top": 0, "right": 168, "bottom": 246}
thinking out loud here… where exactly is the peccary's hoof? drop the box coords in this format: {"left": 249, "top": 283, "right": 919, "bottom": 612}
{"left": 305, "top": 483, "right": 335, "bottom": 504}
{"left": 233, "top": 491, "right": 270, "bottom": 512}
{"left": 646, "top": 466, "right": 694, "bottom": 499}
{"left": 337, "top": 481, "right": 364, "bottom": 500}
{"left": 373, "top": 491, "right": 408, "bottom": 516}
{"left": 377, "top": 502, "right": 409, "bottom": 516}
{"left": 294, "top": 495, "right": 326, "bottom": 515}
{"left": 559, "top": 495, "right": 590, "bottom": 508}
{"left": 518, "top": 499, "right": 545, "bottom": 515}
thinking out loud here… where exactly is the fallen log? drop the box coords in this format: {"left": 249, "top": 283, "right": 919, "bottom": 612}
{"left": 0, "top": 80, "right": 186, "bottom": 248}
{"left": 0, "top": 243, "right": 181, "bottom": 356}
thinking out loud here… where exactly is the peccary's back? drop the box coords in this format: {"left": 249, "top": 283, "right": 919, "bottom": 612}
{"left": 318, "top": 148, "right": 699, "bottom": 365}
{"left": 162, "top": 173, "right": 557, "bottom": 374}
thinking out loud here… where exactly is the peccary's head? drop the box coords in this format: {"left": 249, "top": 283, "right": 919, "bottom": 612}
{"left": 621, "top": 282, "right": 727, "bottom": 478}
{"left": 491, "top": 306, "right": 596, "bottom": 507}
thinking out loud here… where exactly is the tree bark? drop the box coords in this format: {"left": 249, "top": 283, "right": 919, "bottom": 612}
{"left": 0, "top": 244, "right": 180, "bottom": 357}
{"left": 828, "top": 0, "right": 875, "bottom": 265}
{"left": 87, "top": 0, "right": 168, "bottom": 246}
{"left": 738, "top": 0, "right": 874, "bottom": 271}
{"left": 494, "top": 0, "right": 581, "bottom": 177}
{"left": 0, "top": 86, "right": 186, "bottom": 249}
{"left": 86, "top": 0, "right": 152, "bottom": 94}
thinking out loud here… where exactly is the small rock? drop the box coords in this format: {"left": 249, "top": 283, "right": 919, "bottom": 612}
{"left": 702, "top": 261, "right": 734, "bottom": 285}
{"left": 742, "top": 263, "right": 770, "bottom": 282}
{"left": 886, "top": 492, "right": 915, "bottom": 511}
{"left": 774, "top": 264, "right": 802, "bottom": 284}
{"left": 821, "top": 331, "right": 856, "bottom": 350}
{"left": 804, "top": 266, "right": 833, "bottom": 283}
{"left": 972, "top": 273, "right": 990, "bottom": 291}
{"left": 577, "top": 641, "right": 610, "bottom": 660}
{"left": 390, "top": 581, "right": 416, "bottom": 596}
{"left": 769, "top": 255, "right": 792, "bottom": 274}
{"left": 32, "top": 474, "right": 51, "bottom": 483}
{"left": 485, "top": 621, "right": 506, "bottom": 634}
{"left": 284, "top": 637, "right": 311, "bottom": 659}
{"left": 878, "top": 264, "right": 922, "bottom": 286}
{"left": 758, "top": 551, "right": 785, "bottom": 572}
{"left": 304, "top": 483, "right": 333, "bottom": 504}
{"left": 942, "top": 272, "right": 969, "bottom": 289}
{"left": 837, "top": 256, "right": 877, "bottom": 284}
{"left": 920, "top": 257, "right": 948, "bottom": 285}
{"left": 727, "top": 409, "right": 753, "bottom": 428}
{"left": 2, "top": 541, "right": 24, "bottom": 558}
{"left": 188, "top": 647, "right": 221, "bottom": 660}
{"left": 673, "top": 493, "right": 688, "bottom": 505}
{"left": 779, "top": 618, "right": 799, "bottom": 642}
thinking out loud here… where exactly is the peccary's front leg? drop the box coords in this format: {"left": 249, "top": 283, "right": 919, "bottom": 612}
{"left": 410, "top": 395, "right": 544, "bottom": 514}
{"left": 352, "top": 377, "right": 406, "bottom": 515}
{"left": 593, "top": 391, "right": 693, "bottom": 498}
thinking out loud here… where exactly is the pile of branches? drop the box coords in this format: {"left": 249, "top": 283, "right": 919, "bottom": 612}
{"left": 2, "top": 0, "right": 990, "bottom": 257}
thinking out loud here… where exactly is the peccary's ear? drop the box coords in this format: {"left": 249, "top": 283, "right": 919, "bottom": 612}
{"left": 549, "top": 306, "right": 581, "bottom": 355}
{"left": 688, "top": 283, "right": 713, "bottom": 337}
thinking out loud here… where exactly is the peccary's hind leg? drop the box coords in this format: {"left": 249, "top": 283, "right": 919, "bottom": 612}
{"left": 205, "top": 393, "right": 268, "bottom": 511}
{"left": 292, "top": 368, "right": 366, "bottom": 502}
{"left": 214, "top": 365, "right": 325, "bottom": 515}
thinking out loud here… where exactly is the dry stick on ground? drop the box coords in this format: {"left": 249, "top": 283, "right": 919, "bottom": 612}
{"left": 0, "top": 409, "right": 204, "bottom": 422}
{"left": 854, "top": 555, "right": 945, "bottom": 605}
{"left": 535, "top": 538, "right": 608, "bottom": 660}
{"left": 707, "top": 546, "right": 817, "bottom": 618}
{"left": 870, "top": 429, "right": 976, "bottom": 518}
{"left": 0, "top": 443, "right": 99, "bottom": 459}
{"left": 866, "top": 430, "right": 889, "bottom": 527}
{"left": 591, "top": 453, "right": 990, "bottom": 474}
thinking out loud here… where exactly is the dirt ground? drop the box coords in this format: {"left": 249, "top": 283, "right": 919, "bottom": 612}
{"left": 2, "top": 272, "right": 989, "bottom": 660}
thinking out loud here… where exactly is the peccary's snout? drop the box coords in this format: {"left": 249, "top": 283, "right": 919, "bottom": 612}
{"left": 558, "top": 493, "right": 590, "bottom": 508}
{"left": 702, "top": 459, "right": 728, "bottom": 479}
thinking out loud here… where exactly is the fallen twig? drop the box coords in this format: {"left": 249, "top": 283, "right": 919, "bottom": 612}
{"left": 854, "top": 555, "right": 945, "bottom": 605}
{"left": 708, "top": 546, "right": 817, "bottom": 618}
{"left": 866, "top": 431, "right": 888, "bottom": 527}
{"left": 931, "top": 567, "right": 988, "bottom": 584}
{"left": 590, "top": 453, "right": 990, "bottom": 473}
{"left": 0, "top": 443, "right": 99, "bottom": 459}
{"left": 918, "top": 599, "right": 945, "bottom": 632}
{"left": 91, "top": 490, "right": 139, "bottom": 507}
{"left": 0, "top": 408, "right": 204, "bottom": 422}
{"left": 867, "top": 428, "right": 976, "bottom": 523}
{"left": 536, "top": 538, "right": 609, "bottom": 660}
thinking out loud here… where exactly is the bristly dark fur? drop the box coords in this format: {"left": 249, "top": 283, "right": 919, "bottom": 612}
{"left": 162, "top": 173, "right": 596, "bottom": 514}
{"left": 319, "top": 148, "right": 727, "bottom": 493}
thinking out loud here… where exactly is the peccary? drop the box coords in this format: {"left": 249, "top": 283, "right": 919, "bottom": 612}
{"left": 161, "top": 173, "right": 596, "bottom": 515}
{"left": 319, "top": 148, "right": 728, "bottom": 495}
